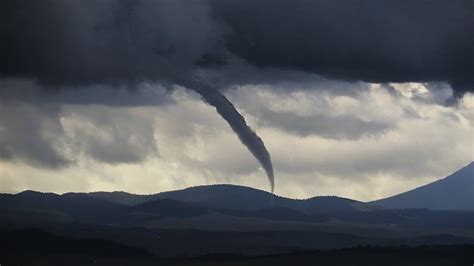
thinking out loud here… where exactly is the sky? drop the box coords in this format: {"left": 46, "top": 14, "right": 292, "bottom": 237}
{"left": 0, "top": 0, "right": 473, "bottom": 201}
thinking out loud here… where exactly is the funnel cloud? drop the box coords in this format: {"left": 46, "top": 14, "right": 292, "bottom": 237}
{"left": 191, "top": 83, "right": 275, "bottom": 192}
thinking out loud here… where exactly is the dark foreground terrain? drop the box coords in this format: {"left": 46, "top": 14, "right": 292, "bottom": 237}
{"left": 1, "top": 229, "right": 473, "bottom": 266}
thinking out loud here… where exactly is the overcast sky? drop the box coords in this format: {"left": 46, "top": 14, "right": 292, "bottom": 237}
{"left": 1, "top": 0, "right": 472, "bottom": 201}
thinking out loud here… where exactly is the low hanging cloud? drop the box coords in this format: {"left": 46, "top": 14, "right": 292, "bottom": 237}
{"left": 0, "top": 79, "right": 169, "bottom": 168}
{"left": 61, "top": 105, "right": 160, "bottom": 164}
{"left": 0, "top": 100, "right": 162, "bottom": 168}
{"left": 0, "top": 102, "right": 68, "bottom": 168}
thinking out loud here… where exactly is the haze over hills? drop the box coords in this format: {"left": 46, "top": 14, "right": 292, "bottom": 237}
{"left": 372, "top": 162, "right": 474, "bottom": 211}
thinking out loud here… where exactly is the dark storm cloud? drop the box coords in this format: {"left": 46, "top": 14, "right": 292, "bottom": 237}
{"left": 1, "top": 0, "right": 473, "bottom": 91}
{"left": 0, "top": 79, "right": 173, "bottom": 106}
{"left": 212, "top": 0, "right": 473, "bottom": 93}
{"left": 0, "top": 0, "right": 220, "bottom": 86}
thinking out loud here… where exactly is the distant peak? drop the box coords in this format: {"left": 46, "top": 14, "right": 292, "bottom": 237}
{"left": 18, "top": 190, "right": 44, "bottom": 195}
{"left": 178, "top": 184, "right": 273, "bottom": 194}
{"left": 308, "top": 195, "right": 356, "bottom": 201}
{"left": 453, "top": 161, "right": 474, "bottom": 175}
{"left": 17, "top": 190, "right": 59, "bottom": 197}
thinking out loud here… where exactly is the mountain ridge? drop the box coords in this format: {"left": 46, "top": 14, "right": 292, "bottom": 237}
{"left": 372, "top": 161, "right": 473, "bottom": 210}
